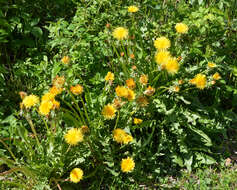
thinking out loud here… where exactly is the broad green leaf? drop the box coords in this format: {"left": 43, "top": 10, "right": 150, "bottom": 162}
{"left": 189, "top": 125, "right": 212, "bottom": 146}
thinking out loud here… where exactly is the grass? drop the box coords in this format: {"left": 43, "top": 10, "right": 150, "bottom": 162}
{"left": 158, "top": 164, "right": 237, "bottom": 190}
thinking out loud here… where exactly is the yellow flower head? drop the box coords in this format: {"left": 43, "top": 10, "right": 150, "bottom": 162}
{"left": 134, "top": 118, "right": 143, "bottom": 125}
{"left": 70, "top": 84, "right": 83, "bottom": 95}
{"left": 22, "top": 95, "right": 39, "bottom": 108}
{"left": 136, "top": 96, "right": 149, "bottom": 107}
{"left": 126, "top": 78, "right": 136, "bottom": 89}
{"left": 154, "top": 37, "right": 171, "bottom": 50}
{"left": 191, "top": 74, "right": 207, "bottom": 89}
{"left": 61, "top": 56, "right": 70, "bottom": 64}
{"left": 70, "top": 168, "right": 83, "bottom": 183}
{"left": 178, "top": 80, "right": 183, "bottom": 85}
{"left": 42, "top": 92, "right": 55, "bottom": 102}
{"left": 126, "top": 89, "right": 136, "bottom": 101}
{"left": 121, "top": 157, "right": 135, "bottom": 173}
{"left": 64, "top": 128, "right": 83, "bottom": 146}
{"left": 155, "top": 51, "right": 170, "bottom": 66}
{"left": 144, "top": 86, "right": 155, "bottom": 96}
{"left": 175, "top": 23, "right": 189, "bottom": 34}
{"left": 49, "top": 86, "right": 63, "bottom": 96}
{"left": 52, "top": 99, "right": 60, "bottom": 109}
{"left": 81, "top": 125, "right": 89, "bottom": 134}
{"left": 208, "top": 62, "right": 216, "bottom": 68}
{"left": 212, "top": 72, "right": 221, "bottom": 80}
{"left": 53, "top": 76, "right": 65, "bottom": 88}
{"left": 128, "top": 5, "right": 139, "bottom": 13}
{"left": 113, "top": 98, "right": 125, "bottom": 109}
{"left": 139, "top": 75, "right": 148, "bottom": 85}
{"left": 113, "top": 128, "right": 126, "bottom": 144}
{"left": 165, "top": 58, "right": 179, "bottom": 74}
{"left": 113, "top": 129, "right": 133, "bottom": 144}
{"left": 102, "top": 104, "right": 116, "bottom": 119}
{"left": 115, "top": 86, "right": 128, "bottom": 97}
{"left": 173, "top": 86, "right": 180, "bottom": 92}
{"left": 19, "top": 91, "right": 27, "bottom": 100}
{"left": 39, "top": 100, "right": 53, "bottom": 115}
{"left": 112, "top": 27, "right": 128, "bottom": 40}
{"left": 123, "top": 134, "right": 133, "bottom": 144}
{"left": 105, "top": 72, "right": 114, "bottom": 81}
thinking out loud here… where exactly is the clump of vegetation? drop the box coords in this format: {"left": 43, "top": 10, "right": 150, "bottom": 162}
{"left": 0, "top": 0, "right": 237, "bottom": 189}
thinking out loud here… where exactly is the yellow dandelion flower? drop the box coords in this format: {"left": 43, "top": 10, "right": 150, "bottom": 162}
{"left": 64, "top": 128, "right": 83, "bottom": 146}
{"left": 126, "top": 78, "right": 136, "bottom": 89}
{"left": 42, "top": 92, "right": 55, "bottom": 102}
{"left": 130, "top": 54, "right": 135, "bottom": 59}
{"left": 175, "top": 23, "right": 189, "bottom": 34}
{"left": 113, "top": 129, "right": 133, "bottom": 144}
{"left": 123, "top": 134, "right": 133, "bottom": 144}
{"left": 22, "top": 95, "right": 39, "bottom": 108}
{"left": 154, "top": 37, "right": 171, "bottom": 50}
{"left": 136, "top": 96, "right": 149, "bottom": 107}
{"left": 189, "top": 78, "right": 196, "bottom": 85}
{"left": 177, "top": 56, "right": 182, "bottom": 62}
{"left": 112, "top": 27, "right": 128, "bottom": 40}
{"left": 178, "top": 80, "right": 183, "bottom": 85}
{"left": 70, "top": 168, "right": 83, "bottom": 183}
{"left": 52, "top": 99, "right": 60, "bottom": 109}
{"left": 192, "top": 74, "right": 207, "bottom": 89}
{"left": 128, "top": 5, "right": 139, "bottom": 13}
{"left": 134, "top": 118, "right": 143, "bottom": 125}
{"left": 19, "top": 91, "right": 27, "bottom": 100}
{"left": 39, "top": 101, "right": 53, "bottom": 115}
{"left": 105, "top": 72, "right": 114, "bottom": 81}
{"left": 155, "top": 51, "right": 170, "bottom": 66}
{"left": 81, "top": 125, "right": 89, "bottom": 134}
{"left": 61, "top": 56, "right": 70, "bottom": 64}
{"left": 121, "top": 157, "right": 135, "bottom": 173}
{"left": 115, "top": 86, "right": 128, "bottom": 97}
{"left": 173, "top": 86, "right": 180, "bottom": 92}
{"left": 126, "top": 89, "right": 135, "bottom": 101}
{"left": 53, "top": 76, "right": 65, "bottom": 88}
{"left": 70, "top": 84, "right": 83, "bottom": 95}
{"left": 113, "top": 98, "right": 125, "bottom": 109}
{"left": 132, "top": 65, "right": 137, "bottom": 70}
{"left": 139, "top": 75, "right": 148, "bottom": 85}
{"left": 165, "top": 58, "right": 179, "bottom": 74}
{"left": 144, "top": 86, "right": 155, "bottom": 96}
{"left": 49, "top": 86, "right": 63, "bottom": 96}
{"left": 208, "top": 62, "right": 216, "bottom": 68}
{"left": 113, "top": 128, "right": 126, "bottom": 144}
{"left": 102, "top": 104, "right": 116, "bottom": 119}
{"left": 212, "top": 72, "right": 221, "bottom": 80}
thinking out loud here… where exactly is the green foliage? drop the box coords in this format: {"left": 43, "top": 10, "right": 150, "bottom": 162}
{"left": 0, "top": 0, "right": 237, "bottom": 189}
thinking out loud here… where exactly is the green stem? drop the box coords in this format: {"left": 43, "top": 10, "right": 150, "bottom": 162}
{"left": 42, "top": 117, "right": 50, "bottom": 134}
{"left": 60, "top": 100, "right": 83, "bottom": 124}
{"left": 0, "top": 139, "right": 17, "bottom": 162}
{"left": 68, "top": 91, "right": 86, "bottom": 125}
{"left": 65, "top": 145, "right": 71, "bottom": 154}
{"left": 121, "top": 40, "right": 128, "bottom": 59}
{"left": 114, "top": 110, "right": 120, "bottom": 129}
{"left": 25, "top": 114, "right": 41, "bottom": 148}
{"left": 80, "top": 95, "right": 90, "bottom": 125}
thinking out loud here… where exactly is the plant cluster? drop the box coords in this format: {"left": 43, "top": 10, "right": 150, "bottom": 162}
{"left": 1, "top": 0, "right": 237, "bottom": 189}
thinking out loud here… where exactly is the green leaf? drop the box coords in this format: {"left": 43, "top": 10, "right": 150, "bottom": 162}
{"left": 51, "top": 62, "right": 62, "bottom": 79}
{"left": 31, "top": 26, "right": 43, "bottom": 38}
{"left": 172, "top": 154, "right": 184, "bottom": 167}
{"left": 188, "top": 125, "right": 212, "bottom": 146}
{"left": 184, "top": 154, "right": 193, "bottom": 172}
